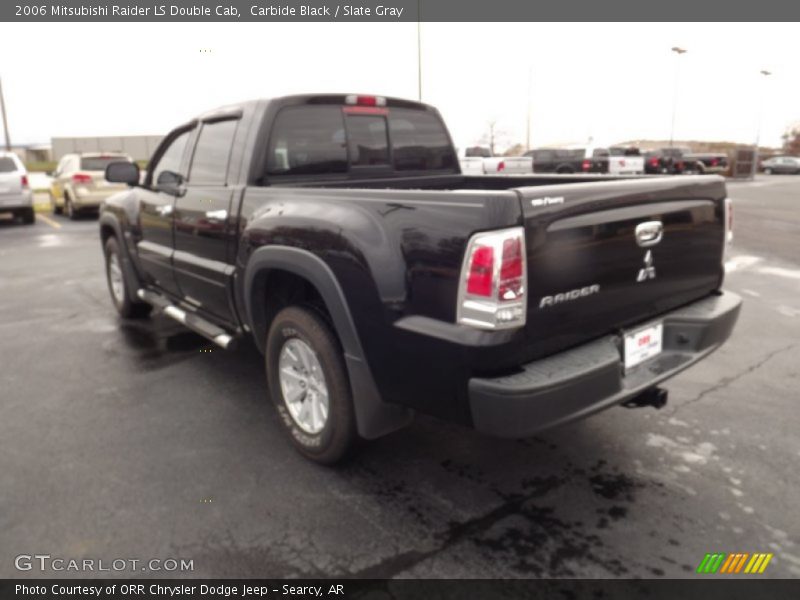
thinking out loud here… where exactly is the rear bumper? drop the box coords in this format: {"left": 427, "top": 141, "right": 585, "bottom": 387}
{"left": 468, "top": 291, "right": 742, "bottom": 438}
{"left": 73, "top": 188, "right": 121, "bottom": 209}
{"left": 0, "top": 191, "right": 33, "bottom": 210}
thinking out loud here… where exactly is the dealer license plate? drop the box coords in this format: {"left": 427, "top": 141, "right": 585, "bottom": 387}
{"left": 624, "top": 322, "right": 663, "bottom": 370}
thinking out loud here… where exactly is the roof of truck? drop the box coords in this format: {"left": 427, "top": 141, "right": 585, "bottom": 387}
{"left": 194, "top": 94, "right": 436, "bottom": 123}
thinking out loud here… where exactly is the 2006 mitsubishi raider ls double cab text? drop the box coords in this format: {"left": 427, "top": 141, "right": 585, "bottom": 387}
{"left": 99, "top": 94, "right": 741, "bottom": 464}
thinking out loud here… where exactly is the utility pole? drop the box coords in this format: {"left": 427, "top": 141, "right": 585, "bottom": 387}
{"left": 526, "top": 67, "right": 532, "bottom": 151}
{"left": 753, "top": 69, "right": 772, "bottom": 178}
{"left": 669, "top": 46, "right": 687, "bottom": 150}
{"left": 416, "top": 0, "right": 422, "bottom": 101}
{"left": 0, "top": 76, "right": 11, "bottom": 151}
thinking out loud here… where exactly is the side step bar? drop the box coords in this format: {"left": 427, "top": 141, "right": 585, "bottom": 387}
{"left": 137, "top": 289, "right": 237, "bottom": 350}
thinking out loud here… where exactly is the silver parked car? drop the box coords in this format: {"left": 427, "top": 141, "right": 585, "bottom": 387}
{"left": 761, "top": 156, "right": 800, "bottom": 175}
{"left": 0, "top": 152, "right": 34, "bottom": 225}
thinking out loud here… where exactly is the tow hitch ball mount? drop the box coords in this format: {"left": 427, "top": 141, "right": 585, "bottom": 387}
{"left": 622, "top": 387, "right": 668, "bottom": 410}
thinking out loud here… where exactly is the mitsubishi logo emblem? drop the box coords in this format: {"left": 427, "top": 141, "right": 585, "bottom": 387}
{"left": 637, "top": 250, "right": 656, "bottom": 282}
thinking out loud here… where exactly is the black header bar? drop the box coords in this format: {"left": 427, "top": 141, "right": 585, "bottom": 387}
{"left": 4, "top": 0, "right": 800, "bottom": 22}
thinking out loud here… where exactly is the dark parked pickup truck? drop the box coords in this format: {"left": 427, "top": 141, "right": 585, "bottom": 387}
{"left": 100, "top": 94, "right": 741, "bottom": 464}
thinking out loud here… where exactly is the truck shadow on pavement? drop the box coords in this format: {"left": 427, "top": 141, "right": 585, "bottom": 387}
{"left": 109, "top": 321, "right": 693, "bottom": 578}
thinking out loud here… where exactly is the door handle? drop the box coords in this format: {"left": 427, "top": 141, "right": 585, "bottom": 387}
{"left": 205, "top": 209, "right": 228, "bottom": 221}
{"left": 155, "top": 204, "right": 174, "bottom": 216}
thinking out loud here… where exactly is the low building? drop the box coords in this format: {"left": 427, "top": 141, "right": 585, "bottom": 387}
{"left": 8, "top": 144, "right": 52, "bottom": 163}
{"left": 51, "top": 135, "right": 163, "bottom": 162}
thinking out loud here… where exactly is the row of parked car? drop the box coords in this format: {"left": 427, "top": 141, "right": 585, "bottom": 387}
{"left": 458, "top": 144, "right": 735, "bottom": 176}
{"left": 0, "top": 150, "right": 134, "bottom": 225}
{"left": 458, "top": 145, "right": 648, "bottom": 176}
{"left": 2, "top": 142, "right": 798, "bottom": 227}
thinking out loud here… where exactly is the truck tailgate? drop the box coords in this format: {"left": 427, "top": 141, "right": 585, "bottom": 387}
{"left": 515, "top": 176, "right": 726, "bottom": 357}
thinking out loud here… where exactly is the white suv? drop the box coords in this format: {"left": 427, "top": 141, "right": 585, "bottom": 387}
{"left": 0, "top": 152, "right": 34, "bottom": 225}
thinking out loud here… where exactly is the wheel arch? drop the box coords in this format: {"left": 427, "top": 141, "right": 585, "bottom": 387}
{"left": 244, "top": 246, "right": 413, "bottom": 439}
{"left": 99, "top": 213, "right": 143, "bottom": 296}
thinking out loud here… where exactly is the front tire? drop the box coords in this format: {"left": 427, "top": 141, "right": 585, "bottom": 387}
{"left": 104, "top": 236, "right": 151, "bottom": 319}
{"left": 65, "top": 193, "right": 77, "bottom": 220}
{"left": 266, "top": 306, "right": 357, "bottom": 465}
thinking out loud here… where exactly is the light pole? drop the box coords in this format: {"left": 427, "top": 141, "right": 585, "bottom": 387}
{"left": 526, "top": 66, "right": 532, "bottom": 151}
{"left": 669, "top": 46, "right": 687, "bottom": 150}
{"left": 416, "top": 0, "right": 422, "bottom": 101}
{"left": 0, "top": 77, "right": 11, "bottom": 151}
{"left": 753, "top": 69, "right": 772, "bottom": 178}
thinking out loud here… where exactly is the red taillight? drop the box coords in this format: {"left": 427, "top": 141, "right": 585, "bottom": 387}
{"left": 466, "top": 245, "right": 494, "bottom": 297}
{"left": 21, "top": 175, "right": 29, "bottom": 188}
{"left": 496, "top": 161, "right": 506, "bottom": 172}
{"left": 458, "top": 227, "right": 527, "bottom": 330}
{"left": 648, "top": 157, "right": 660, "bottom": 168}
{"left": 677, "top": 160, "right": 684, "bottom": 170}
{"left": 582, "top": 159, "right": 592, "bottom": 171}
{"left": 72, "top": 173, "right": 92, "bottom": 184}
{"left": 711, "top": 158, "right": 719, "bottom": 167}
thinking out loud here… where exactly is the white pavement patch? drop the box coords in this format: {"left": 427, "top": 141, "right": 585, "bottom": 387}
{"left": 757, "top": 266, "right": 800, "bottom": 280}
{"left": 777, "top": 306, "right": 800, "bottom": 318}
{"left": 36, "top": 234, "right": 64, "bottom": 248}
{"left": 725, "top": 255, "right": 762, "bottom": 272}
{"left": 645, "top": 433, "right": 717, "bottom": 466}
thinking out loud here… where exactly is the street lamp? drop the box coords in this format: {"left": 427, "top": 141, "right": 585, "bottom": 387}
{"left": 669, "top": 47, "right": 687, "bottom": 150}
{"left": 416, "top": 0, "right": 422, "bottom": 101}
{"left": 753, "top": 69, "right": 772, "bottom": 177}
{"left": 0, "top": 76, "right": 12, "bottom": 151}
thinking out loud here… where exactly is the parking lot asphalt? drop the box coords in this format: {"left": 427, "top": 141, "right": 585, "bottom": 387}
{"left": 1, "top": 175, "right": 798, "bottom": 579}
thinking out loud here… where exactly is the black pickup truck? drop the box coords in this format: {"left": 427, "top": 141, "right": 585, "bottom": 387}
{"left": 100, "top": 94, "right": 741, "bottom": 464}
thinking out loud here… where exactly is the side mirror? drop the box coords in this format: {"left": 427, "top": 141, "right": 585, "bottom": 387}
{"left": 155, "top": 170, "right": 184, "bottom": 195}
{"left": 106, "top": 162, "right": 140, "bottom": 186}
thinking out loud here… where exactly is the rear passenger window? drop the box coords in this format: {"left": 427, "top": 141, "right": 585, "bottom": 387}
{"left": 188, "top": 119, "right": 238, "bottom": 185}
{"left": 266, "top": 106, "right": 348, "bottom": 176}
{"left": 0, "top": 157, "right": 17, "bottom": 172}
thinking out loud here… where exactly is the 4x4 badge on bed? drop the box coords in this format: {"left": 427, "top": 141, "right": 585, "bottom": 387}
{"left": 637, "top": 250, "right": 656, "bottom": 282}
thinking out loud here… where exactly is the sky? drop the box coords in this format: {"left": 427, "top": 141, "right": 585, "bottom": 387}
{"left": 0, "top": 22, "right": 797, "bottom": 150}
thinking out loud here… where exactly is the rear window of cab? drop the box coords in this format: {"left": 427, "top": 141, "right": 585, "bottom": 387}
{"left": 265, "top": 105, "right": 457, "bottom": 177}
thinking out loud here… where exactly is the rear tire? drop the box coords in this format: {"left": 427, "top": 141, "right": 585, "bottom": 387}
{"left": 65, "top": 193, "right": 77, "bottom": 220}
{"left": 103, "top": 236, "right": 151, "bottom": 319}
{"left": 266, "top": 306, "right": 357, "bottom": 465}
{"left": 50, "top": 193, "right": 63, "bottom": 215}
{"left": 20, "top": 208, "right": 35, "bottom": 225}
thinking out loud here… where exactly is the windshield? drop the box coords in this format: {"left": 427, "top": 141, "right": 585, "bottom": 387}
{"left": 80, "top": 156, "right": 131, "bottom": 171}
{"left": 0, "top": 157, "right": 19, "bottom": 173}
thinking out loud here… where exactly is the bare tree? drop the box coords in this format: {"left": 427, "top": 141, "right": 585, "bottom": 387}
{"left": 478, "top": 120, "right": 510, "bottom": 155}
{"left": 782, "top": 121, "right": 800, "bottom": 155}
